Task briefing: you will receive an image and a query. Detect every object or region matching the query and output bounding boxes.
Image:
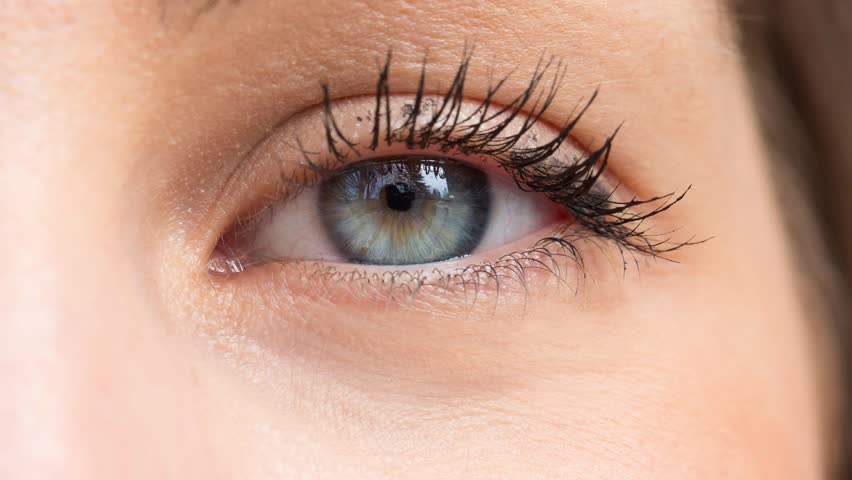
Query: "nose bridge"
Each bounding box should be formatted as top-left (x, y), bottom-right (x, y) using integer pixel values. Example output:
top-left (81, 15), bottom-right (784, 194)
top-left (0, 7), bottom-right (194, 478)
top-left (0, 166), bottom-right (183, 480)
top-left (0, 172), bottom-right (81, 478)
top-left (0, 66), bottom-right (81, 464)
top-left (0, 231), bottom-right (71, 479)
top-left (0, 124), bottom-right (175, 478)
top-left (0, 161), bottom-right (82, 475)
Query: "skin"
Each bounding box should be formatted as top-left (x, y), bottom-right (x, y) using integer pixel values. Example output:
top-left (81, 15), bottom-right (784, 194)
top-left (0, 1), bottom-right (830, 478)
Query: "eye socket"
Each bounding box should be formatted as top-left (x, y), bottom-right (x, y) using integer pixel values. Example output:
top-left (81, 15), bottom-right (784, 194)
top-left (217, 154), bottom-right (566, 269)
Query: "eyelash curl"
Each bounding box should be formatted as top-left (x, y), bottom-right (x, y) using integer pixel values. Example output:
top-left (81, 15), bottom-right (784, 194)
top-left (220, 46), bottom-right (701, 297)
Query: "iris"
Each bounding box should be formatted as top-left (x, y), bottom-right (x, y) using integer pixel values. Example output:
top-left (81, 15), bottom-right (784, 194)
top-left (318, 156), bottom-right (491, 265)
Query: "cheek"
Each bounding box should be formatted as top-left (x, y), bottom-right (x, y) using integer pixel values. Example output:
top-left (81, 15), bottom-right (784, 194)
top-left (602, 274), bottom-right (825, 478)
top-left (177, 306), bottom-right (704, 477)
top-left (186, 258), bottom-right (811, 479)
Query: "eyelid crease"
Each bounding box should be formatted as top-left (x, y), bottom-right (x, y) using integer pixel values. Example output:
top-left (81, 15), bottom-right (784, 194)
top-left (252, 94), bottom-right (598, 192)
top-left (212, 51), bottom-right (588, 225)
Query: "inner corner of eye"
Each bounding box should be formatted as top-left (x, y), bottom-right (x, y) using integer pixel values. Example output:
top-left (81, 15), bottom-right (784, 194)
top-left (207, 237), bottom-right (246, 275)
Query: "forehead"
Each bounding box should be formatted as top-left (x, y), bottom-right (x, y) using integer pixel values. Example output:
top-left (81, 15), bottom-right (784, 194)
top-left (0, 0), bottom-right (738, 188)
top-left (3, 0), bottom-right (732, 42)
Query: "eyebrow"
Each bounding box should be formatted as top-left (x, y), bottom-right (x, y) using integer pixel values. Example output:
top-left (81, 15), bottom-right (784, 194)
top-left (164, 0), bottom-right (736, 52)
top-left (160, 0), bottom-right (239, 26)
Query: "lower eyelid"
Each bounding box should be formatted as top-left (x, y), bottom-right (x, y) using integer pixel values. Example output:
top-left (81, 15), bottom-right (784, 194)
top-left (215, 224), bottom-right (601, 310)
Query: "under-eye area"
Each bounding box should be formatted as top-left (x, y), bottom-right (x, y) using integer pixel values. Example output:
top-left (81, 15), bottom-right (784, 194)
top-left (207, 52), bottom-right (696, 301)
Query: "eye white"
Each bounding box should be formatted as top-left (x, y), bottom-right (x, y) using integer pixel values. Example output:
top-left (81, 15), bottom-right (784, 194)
top-left (247, 164), bottom-right (563, 265)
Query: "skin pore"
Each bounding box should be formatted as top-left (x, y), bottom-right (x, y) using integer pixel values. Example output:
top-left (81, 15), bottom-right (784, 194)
top-left (0, 1), bottom-right (831, 479)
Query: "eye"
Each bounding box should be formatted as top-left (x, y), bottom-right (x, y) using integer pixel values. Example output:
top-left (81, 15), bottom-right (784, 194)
top-left (207, 52), bottom-right (691, 293)
top-left (223, 155), bottom-right (565, 268)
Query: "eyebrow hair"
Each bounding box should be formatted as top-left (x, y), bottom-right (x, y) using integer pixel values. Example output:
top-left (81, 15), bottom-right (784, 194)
top-left (160, 0), bottom-right (240, 26)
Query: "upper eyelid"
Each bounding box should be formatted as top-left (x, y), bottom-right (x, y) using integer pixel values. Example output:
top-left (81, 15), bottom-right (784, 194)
top-left (248, 52), bottom-right (626, 208)
top-left (207, 76), bottom-right (592, 254)
top-left (215, 52), bottom-right (591, 209)
top-left (249, 94), bottom-right (596, 181)
top-left (216, 93), bottom-right (597, 240)
top-left (238, 53), bottom-right (584, 170)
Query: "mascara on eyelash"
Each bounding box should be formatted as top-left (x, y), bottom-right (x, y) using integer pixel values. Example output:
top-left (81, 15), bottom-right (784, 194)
top-left (308, 48), bottom-right (698, 262)
top-left (211, 48), bottom-right (701, 285)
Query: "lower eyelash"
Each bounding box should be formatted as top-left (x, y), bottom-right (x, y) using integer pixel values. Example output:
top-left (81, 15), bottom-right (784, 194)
top-left (247, 229), bottom-right (593, 305)
top-left (214, 219), bottom-right (683, 308)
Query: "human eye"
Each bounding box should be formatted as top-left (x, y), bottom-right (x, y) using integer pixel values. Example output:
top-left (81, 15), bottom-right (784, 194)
top-left (208, 52), bottom-right (692, 301)
top-left (238, 154), bottom-right (565, 267)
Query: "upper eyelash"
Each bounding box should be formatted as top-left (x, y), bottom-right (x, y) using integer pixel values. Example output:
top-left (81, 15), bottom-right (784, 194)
top-left (310, 47), bottom-right (699, 265)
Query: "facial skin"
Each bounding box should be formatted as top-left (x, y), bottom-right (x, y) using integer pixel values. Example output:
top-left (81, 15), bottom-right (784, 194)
top-left (0, 1), bottom-right (830, 478)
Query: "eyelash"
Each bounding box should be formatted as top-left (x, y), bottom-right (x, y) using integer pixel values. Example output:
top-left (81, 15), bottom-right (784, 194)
top-left (214, 48), bottom-right (697, 296)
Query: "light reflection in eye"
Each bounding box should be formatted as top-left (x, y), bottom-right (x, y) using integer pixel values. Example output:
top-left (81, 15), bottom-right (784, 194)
top-left (419, 167), bottom-right (449, 197)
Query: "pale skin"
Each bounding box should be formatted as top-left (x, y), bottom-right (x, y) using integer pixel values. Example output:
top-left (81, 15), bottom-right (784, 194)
top-left (0, 1), bottom-right (831, 479)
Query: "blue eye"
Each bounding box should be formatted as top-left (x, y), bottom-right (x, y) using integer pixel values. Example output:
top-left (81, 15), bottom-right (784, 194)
top-left (216, 149), bottom-right (567, 272)
top-left (318, 156), bottom-right (491, 265)
top-left (209, 55), bottom-right (692, 281)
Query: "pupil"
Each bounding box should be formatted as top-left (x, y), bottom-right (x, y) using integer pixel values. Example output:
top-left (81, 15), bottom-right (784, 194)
top-left (384, 182), bottom-right (416, 212)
